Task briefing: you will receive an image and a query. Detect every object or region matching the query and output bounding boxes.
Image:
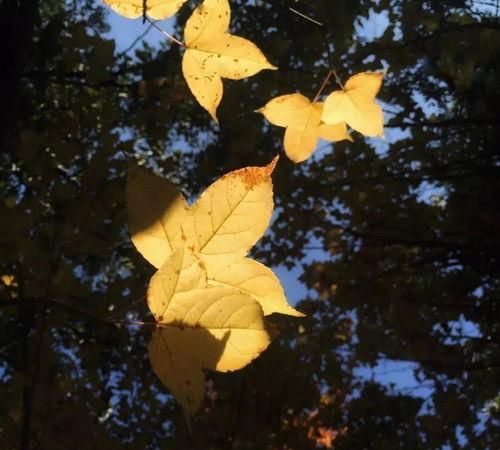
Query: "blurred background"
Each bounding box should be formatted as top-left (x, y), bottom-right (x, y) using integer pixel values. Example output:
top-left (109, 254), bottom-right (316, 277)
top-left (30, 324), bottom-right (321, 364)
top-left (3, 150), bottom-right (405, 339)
top-left (1, 0), bottom-right (499, 448)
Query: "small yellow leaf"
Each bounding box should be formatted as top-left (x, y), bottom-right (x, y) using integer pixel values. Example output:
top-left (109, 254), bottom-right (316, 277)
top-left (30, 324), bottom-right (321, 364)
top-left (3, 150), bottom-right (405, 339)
top-left (148, 249), bottom-right (270, 414)
top-left (127, 165), bottom-right (189, 269)
top-left (182, 0), bottom-right (277, 121)
top-left (188, 157), bottom-right (277, 271)
top-left (208, 257), bottom-right (304, 317)
top-left (101, 0), bottom-right (187, 19)
top-left (1, 274), bottom-right (17, 287)
top-left (258, 94), bottom-right (351, 163)
top-left (322, 71), bottom-right (385, 137)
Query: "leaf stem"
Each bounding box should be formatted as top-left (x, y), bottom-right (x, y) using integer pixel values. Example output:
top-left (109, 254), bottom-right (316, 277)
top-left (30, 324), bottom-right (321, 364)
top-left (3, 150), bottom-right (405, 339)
top-left (332, 67), bottom-right (344, 90)
top-left (288, 7), bottom-right (323, 26)
top-left (145, 16), bottom-right (185, 48)
top-left (313, 70), bottom-right (333, 102)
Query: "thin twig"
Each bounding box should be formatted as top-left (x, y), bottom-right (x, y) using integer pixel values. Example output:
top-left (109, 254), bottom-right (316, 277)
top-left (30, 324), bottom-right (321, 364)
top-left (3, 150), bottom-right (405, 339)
top-left (142, 0), bottom-right (147, 24)
top-left (118, 23), bottom-right (154, 57)
top-left (145, 16), bottom-right (185, 47)
top-left (288, 7), bottom-right (323, 26)
top-left (312, 70), bottom-right (333, 102)
top-left (332, 67), bottom-right (344, 90)
top-left (321, 21), bottom-right (344, 90)
top-left (106, 295), bottom-right (146, 320)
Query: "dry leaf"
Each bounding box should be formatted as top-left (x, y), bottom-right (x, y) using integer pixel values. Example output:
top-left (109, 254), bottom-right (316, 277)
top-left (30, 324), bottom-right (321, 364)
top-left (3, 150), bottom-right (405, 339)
top-left (258, 94), bottom-right (351, 163)
top-left (101, 0), bottom-right (187, 20)
top-left (182, 0), bottom-right (277, 121)
top-left (209, 257), bottom-right (303, 317)
top-left (127, 158), bottom-right (300, 317)
top-left (322, 71), bottom-right (385, 137)
top-left (187, 157), bottom-right (277, 271)
top-left (147, 247), bottom-right (270, 414)
top-left (127, 165), bottom-right (189, 269)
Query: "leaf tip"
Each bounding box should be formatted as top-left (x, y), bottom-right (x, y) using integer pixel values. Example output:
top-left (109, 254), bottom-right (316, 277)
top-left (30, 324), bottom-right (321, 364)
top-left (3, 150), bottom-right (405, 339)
top-left (267, 155), bottom-right (279, 173)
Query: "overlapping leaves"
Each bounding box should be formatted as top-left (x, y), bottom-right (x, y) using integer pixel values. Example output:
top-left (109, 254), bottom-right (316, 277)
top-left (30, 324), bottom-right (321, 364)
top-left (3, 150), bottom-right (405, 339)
top-left (259, 72), bottom-right (385, 163)
top-left (127, 159), bottom-right (302, 414)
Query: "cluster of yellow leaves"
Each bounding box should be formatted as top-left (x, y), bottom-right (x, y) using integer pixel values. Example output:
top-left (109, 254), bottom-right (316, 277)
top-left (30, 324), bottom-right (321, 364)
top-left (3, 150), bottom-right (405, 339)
top-left (259, 72), bottom-right (385, 163)
top-left (107, 0), bottom-right (387, 419)
top-left (127, 158), bottom-right (302, 415)
top-left (102, 0), bottom-right (276, 121)
top-left (102, 1), bottom-right (385, 162)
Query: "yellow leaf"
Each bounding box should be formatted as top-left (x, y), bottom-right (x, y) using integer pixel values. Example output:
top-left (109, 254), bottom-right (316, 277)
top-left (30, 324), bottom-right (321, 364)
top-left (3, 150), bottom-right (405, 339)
top-left (188, 157), bottom-right (277, 271)
top-left (182, 0), bottom-right (277, 121)
top-left (148, 248), bottom-right (270, 414)
top-left (127, 159), bottom-right (301, 318)
top-left (1, 274), bottom-right (17, 287)
top-left (208, 257), bottom-right (304, 317)
top-left (148, 327), bottom-right (221, 415)
top-left (101, 0), bottom-right (187, 20)
top-left (127, 165), bottom-right (189, 269)
top-left (322, 71), bottom-right (385, 137)
top-left (258, 94), bottom-right (351, 163)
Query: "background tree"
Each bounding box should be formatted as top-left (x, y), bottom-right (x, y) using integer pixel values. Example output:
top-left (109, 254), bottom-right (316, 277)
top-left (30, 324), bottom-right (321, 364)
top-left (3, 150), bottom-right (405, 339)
top-left (1, 0), bottom-right (499, 449)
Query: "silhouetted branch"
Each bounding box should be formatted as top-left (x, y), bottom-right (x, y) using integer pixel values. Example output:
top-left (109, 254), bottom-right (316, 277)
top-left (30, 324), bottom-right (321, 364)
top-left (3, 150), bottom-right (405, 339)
top-left (386, 117), bottom-right (495, 128)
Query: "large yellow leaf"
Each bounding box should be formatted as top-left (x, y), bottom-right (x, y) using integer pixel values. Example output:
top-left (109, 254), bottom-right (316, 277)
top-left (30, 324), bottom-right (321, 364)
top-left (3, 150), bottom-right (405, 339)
top-left (127, 165), bottom-right (189, 269)
top-left (208, 257), bottom-right (304, 317)
top-left (188, 157), bottom-right (277, 271)
top-left (182, 0), bottom-right (277, 121)
top-left (258, 94), bottom-right (351, 163)
top-left (322, 72), bottom-right (385, 137)
top-left (101, 0), bottom-right (187, 19)
top-left (127, 159), bottom-right (301, 317)
top-left (147, 248), bottom-right (270, 414)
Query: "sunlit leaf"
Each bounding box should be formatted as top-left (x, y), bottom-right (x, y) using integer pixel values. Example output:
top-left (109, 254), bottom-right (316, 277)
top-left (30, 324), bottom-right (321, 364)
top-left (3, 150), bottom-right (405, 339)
top-left (147, 247), bottom-right (270, 414)
top-left (101, 0), bottom-right (187, 20)
top-left (322, 71), bottom-right (385, 137)
top-left (128, 159), bottom-right (300, 318)
top-left (127, 165), bottom-right (189, 269)
top-left (182, 0), bottom-right (277, 121)
top-left (258, 94), bottom-right (351, 163)
top-left (187, 157), bottom-right (277, 272)
top-left (1, 274), bottom-right (16, 287)
top-left (208, 257), bottom-right (304, 316)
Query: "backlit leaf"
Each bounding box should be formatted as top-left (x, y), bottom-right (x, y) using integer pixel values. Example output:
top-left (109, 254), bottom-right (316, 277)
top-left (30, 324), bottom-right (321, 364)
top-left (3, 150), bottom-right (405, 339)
top-left (147, 248), bottom-right (270, 414)
top-left (322, 72), bottom-right (385, 137)
top-left (127, 165), bottom-right (189, 269)
top-left (101, 0), bottom-right (187, 20)
top-left (187, 157), bottom-right (277, 272)
top-left (208, 257), bottom-right (304, 317)
top-left (128, 159), bottom-right (300, 317)
top-left (182, 0), bottom-right (277, 121)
